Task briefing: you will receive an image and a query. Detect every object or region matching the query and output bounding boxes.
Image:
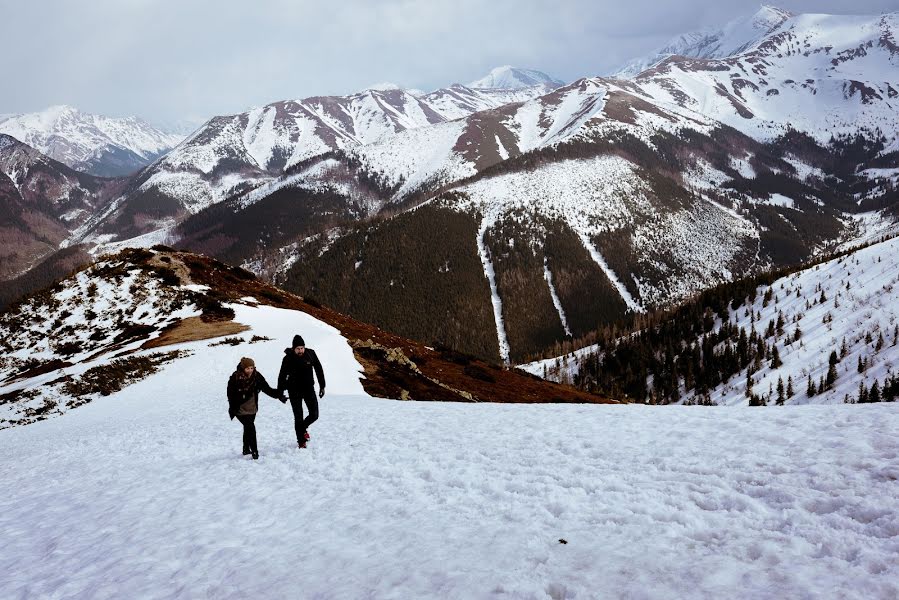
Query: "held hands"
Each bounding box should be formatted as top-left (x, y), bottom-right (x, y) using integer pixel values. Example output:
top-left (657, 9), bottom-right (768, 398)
top-left (279, 390), bottom-right (288, 404)
top-left (319, 387), bottom-right (325, 398)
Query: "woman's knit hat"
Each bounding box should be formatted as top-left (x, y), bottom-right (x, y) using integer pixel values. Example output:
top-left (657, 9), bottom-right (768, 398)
top-left (238, 357), bottom-right (255, 370)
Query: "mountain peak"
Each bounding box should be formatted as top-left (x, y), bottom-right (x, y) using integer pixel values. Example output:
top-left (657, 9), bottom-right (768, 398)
top-left (359, 82), bottom-right (403, 93)
top-left (611, 4), bottom-right (795, 78)
top-left (467, 66), bottom-right (563, 90)
top-left (751, 5), bottom-right (795, 29)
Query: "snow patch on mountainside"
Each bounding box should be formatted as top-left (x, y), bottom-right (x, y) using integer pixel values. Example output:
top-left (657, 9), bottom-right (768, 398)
top-left (543, 259), bottom-right (572, 337)
top-left (478, 211), bottom-right (511, 364)
top-left (578, 233), bottom-right (644, 313)
top-left (350, 119), bottom-right (475, 198)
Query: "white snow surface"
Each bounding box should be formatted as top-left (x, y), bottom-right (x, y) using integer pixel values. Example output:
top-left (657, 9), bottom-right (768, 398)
top-left (468, 65), bottom-right (564, 89)
top-left (543, 259), bottom-right (572, 337)
top-left (700, 234), bottom-right (899, 406)
top-left (478, 212), bottom-right (511, 364)
top-left (1, 298), bottom-right (897, 598)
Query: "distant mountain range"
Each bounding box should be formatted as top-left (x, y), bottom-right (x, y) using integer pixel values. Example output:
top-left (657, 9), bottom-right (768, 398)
top-left (0, 105), bottom-right (184, 177)
top-left (2, 9), bottom-right (897, 365)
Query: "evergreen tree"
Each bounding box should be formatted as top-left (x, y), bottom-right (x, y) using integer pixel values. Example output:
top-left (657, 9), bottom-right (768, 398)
top-left (786, 375), bottom-right (794, 398)
top-left (869, 380), bottom-right (881, 403)
top-left (858, 355), bottom-right (865, 373)
top-left (807, 374), bottom-right (817, 397)
top-left (770, 345), bottom-right (782, 369)
top-left (876, 332), bottom-right (884, 351)
top-left (859, 380), bottom-right (869, 403)
top-left (776, 376), bottom-right (785, 405)
top-left (826, 362), bottom-right (838, 389)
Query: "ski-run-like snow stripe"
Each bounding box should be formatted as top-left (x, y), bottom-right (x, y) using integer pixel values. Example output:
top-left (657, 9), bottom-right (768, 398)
top-left (577, 232), bottom-right (644, 313)
top-left (477, 217), bottom-right (511, 363)
top-left (543, 258), bottom-right (572, 337)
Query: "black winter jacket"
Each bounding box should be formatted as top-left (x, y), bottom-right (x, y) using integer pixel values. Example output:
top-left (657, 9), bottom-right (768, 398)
top-left (278, 347), bottom-right (325, 393)
top-left (227, 369), bottom-right (280, 418)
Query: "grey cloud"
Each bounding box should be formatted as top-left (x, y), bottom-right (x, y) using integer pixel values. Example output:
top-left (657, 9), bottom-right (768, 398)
top-left (2, 0), bottom-right (897, 125)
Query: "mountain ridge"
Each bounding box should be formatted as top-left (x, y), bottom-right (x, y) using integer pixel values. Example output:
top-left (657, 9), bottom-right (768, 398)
top-left (0, 105), bottom-right (184, 177)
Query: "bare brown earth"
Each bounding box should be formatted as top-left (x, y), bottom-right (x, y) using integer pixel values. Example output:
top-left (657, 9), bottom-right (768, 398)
top-left (140, 246), bottom-right (616, 404)
top-left (142, 317), bottom-right (250, 349)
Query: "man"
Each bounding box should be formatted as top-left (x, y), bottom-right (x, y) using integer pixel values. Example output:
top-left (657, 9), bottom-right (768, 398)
top-left (278, 334), bottom-right (325, 448)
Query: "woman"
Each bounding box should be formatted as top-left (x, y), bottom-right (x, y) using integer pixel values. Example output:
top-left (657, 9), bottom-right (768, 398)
top-left (227, 357), bottom-right (282, 459)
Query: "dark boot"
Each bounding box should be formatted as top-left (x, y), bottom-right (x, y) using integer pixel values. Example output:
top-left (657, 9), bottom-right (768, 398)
top-left (243, 447), bottom-right (251, 455)
top-left (252, 451), bottom-right (259, 459)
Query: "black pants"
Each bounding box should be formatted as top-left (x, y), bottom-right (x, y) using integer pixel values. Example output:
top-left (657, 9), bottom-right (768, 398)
top-left (289, 388), bottom-right (319, 442)
top-left (236, 414), bottom-right (257, 453)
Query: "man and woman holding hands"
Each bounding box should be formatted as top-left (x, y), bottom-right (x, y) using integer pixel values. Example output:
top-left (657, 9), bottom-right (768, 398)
top-left (226, 335), bottom-right (325, 459)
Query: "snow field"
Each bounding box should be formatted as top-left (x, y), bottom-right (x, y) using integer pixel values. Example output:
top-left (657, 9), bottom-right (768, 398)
top-left (2, 303), bottom-right (898, 599)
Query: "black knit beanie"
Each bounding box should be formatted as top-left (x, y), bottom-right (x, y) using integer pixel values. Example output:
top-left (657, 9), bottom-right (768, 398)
top-left (292, 335), bottom-right (305, 348)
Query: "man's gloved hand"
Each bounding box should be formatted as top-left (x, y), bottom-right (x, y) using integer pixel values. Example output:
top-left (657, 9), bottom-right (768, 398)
top-left (318, 386), bottom-right (325, 398)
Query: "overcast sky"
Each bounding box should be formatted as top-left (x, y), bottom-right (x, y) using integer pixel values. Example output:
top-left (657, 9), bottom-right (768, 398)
top-left (2, 0), bottom-right (896, 127)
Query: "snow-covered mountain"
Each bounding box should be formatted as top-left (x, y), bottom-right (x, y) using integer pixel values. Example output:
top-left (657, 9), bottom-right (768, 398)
top-left (0, 135), bottom-right (121, 280)
top-left (468, 65), bottom-right (564, 89)
top-left (634, 11), bottom-right (899, 147)
top-left (0, 105), bottom-right (184, 177)
top-left (612, 6), bottom-right (794, 78)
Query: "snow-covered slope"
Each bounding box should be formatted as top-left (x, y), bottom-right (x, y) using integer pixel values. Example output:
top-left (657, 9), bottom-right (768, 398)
top-left (468, 65), bottom-right (565, 89)
top-left (528, 234), bottom-right (899, 406)
top-left (0, 105), bottom-right (184, 177)
top-left (612, 6), bottom-right (794, 78)
top-left (419, 83), bottom-right (561, 121)
top-left (703, 235), bottom-right (899, 406)
top-left (279, 62), bottom-right (898, 361)
top-left (1, 318), bottom-right (897, 598)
